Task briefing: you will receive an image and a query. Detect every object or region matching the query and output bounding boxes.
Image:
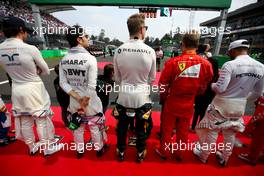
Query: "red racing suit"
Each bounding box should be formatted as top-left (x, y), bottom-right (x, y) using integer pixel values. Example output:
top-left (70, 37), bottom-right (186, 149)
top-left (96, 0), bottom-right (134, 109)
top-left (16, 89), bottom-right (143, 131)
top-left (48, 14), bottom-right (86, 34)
top-left (245, 96), bottom-right (264, 162)
top-left (158, 50), bottom-right (213, 158)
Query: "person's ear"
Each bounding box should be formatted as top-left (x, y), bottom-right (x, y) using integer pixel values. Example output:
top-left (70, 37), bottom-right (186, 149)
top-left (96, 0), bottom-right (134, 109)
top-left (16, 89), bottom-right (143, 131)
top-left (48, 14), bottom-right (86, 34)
top-left (140, 26), bottom-right (144, 35)
top-left (76, 37), bottom-right (82, 44)
top-left (19, 27), bottom-right (24, 32)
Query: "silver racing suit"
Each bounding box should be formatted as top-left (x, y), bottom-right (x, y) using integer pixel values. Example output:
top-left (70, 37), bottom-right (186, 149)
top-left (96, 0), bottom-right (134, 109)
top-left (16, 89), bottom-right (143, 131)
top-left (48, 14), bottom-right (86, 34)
top-left (195, 54), bottom-right (264, 164)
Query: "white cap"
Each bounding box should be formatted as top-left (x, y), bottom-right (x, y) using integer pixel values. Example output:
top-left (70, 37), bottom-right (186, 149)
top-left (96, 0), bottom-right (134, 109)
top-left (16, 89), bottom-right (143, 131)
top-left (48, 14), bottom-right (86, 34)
top-left (228, 39), bottom-right (250, 51)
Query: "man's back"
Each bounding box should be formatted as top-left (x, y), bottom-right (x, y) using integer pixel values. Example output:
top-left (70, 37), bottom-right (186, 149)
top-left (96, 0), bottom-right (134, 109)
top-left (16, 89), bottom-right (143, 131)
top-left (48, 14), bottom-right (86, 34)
top-left (60, 47), bottom-right (97, 94)
top-left (213, 55), bottom-right (264, 99)
top-left (0, 38), bottom-right (49, 83)
top-left (159, 52), bottom-right (213, 116)
top-left (59, 46), bottom-right (102, 116)
top-left (161, 53), bottom-right (213, 98)
top-left (114, 39), bottom-right (156, 108)
top-left (114, 40), bottom-right (156, 85)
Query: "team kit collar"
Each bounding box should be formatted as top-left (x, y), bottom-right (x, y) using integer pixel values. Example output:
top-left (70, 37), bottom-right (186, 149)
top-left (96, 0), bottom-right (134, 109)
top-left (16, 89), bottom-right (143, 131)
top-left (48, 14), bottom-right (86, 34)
top-left (128, 39), bottom-right (144, 43)
top-left (5, 37), bottom-right (24, 43)
top-left (69, 45), bottom-right (89, 53)
top-left (182, 50), bottom-right (197, 55)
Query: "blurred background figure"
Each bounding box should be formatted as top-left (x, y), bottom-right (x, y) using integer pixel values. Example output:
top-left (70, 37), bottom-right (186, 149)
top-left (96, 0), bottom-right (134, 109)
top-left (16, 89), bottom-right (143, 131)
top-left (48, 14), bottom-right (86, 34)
top-left (96, 64), bottom-right (115, 114)
top-left (191, 44), bottom-right (219, 131)
top-left (0, 96), bottom-right (16, 146)
top-left (205, 44), bottom-right (212, 58)
top-left (155, 46), bottom-right (164, 72)
top-left (54, 64), bottom-right (70, 127)
top-left (239, 94), bottom-right (264, 166)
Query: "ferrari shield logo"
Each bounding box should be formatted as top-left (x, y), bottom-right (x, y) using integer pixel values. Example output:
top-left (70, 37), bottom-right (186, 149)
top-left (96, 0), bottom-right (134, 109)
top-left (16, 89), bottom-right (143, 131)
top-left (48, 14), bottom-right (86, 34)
top-left (178, 62), bottom-right (186, 71)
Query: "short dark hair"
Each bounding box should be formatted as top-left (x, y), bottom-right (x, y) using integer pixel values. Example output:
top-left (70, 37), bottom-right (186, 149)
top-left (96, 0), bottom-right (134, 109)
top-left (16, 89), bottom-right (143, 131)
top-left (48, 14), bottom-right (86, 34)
top-left (233, 47), bottom-right (249, 52)
top-left (66, 25), bottom-right (85, 48)
top-left (182, 31), bottom-right (200, 48)
top-left (197, 44), bottom-right (207, 54)
top-left (103, 64), bottom-right (114, 77)
top-left (127, 13), bottom-right (145, 36)
top-left (3, 26), bottom-right (23, 38)
top-left (2, 16), bottom-right (30, 38)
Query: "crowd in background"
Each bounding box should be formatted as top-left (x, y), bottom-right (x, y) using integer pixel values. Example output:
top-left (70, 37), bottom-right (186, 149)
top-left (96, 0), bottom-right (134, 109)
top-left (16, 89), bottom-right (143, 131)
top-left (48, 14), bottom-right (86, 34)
top-left (0, 0), bottom-right (67, 28)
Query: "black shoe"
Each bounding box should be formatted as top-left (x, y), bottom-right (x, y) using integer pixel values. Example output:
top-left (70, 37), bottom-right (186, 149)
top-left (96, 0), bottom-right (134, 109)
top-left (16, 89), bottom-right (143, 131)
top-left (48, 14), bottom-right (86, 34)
top-left (154, 148), bottom-right (167, 160)
top-left (238, 153), bottom-right (257, 166)
top-left (136, 149), bottom-right (147, 163)
top-left (189, 127), bottom-right (196, 134)
top-left (0, 136), bottom-right (16, 146)
top-left (29, 142), bottom-right (41, 156)
top-left (96, 144), bottom-right (109, 157)
top-left (7, 136), bottom-right (16, 143)
top-left (174, 155), bottom-right (183, 162)
top-left (77, 150), bottom-right (84, 159)
top-left (96, 149), bottom-right (104, 157)
top-left (116, 149), bottom-right (125, 162)
top-left (53, 135), bottom-right (64, 143)
top-left (193, 145), bottom-right (207, 164)
top-left (216, 151), bottom-right (226, 167)
top-left (0, 139), bottom-right (9, 147)
top-left (103, 144), bottom-right (110, 151)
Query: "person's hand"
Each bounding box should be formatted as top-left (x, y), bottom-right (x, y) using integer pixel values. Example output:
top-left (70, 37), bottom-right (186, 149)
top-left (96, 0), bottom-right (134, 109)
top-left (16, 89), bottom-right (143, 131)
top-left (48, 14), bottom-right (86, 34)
top-left (36, 66), bottom-right (42, 75)
top-left (0, 105), bottom-right (7, 112)
top-left (77, 96), bottom-right (90, 115)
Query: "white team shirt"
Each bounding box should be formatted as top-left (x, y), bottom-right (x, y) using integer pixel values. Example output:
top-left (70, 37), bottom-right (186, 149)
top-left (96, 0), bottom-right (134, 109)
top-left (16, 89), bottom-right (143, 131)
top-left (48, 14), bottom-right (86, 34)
top-left (59, 45), bottom-right (102, 115)
top-left (0, 38), bottom-right (51, 116)
top-left (0, 38), bottom-right (50, 83)
top-left (212, 55), bottom-right (264, 99)
top-left (114, 39), bottom-right (156, 108)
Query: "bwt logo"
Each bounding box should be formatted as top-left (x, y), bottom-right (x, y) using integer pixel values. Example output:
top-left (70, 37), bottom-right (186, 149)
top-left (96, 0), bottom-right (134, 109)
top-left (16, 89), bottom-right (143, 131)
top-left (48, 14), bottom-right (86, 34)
top-left (67, 69), bottom-right (86, 77)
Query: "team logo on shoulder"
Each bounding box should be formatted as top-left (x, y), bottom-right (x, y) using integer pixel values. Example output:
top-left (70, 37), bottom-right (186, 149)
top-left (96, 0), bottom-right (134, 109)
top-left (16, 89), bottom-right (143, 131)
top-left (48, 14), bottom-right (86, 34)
top-left (178, 62), bottom-right (186, 71)
top-left (178, 63), bottom-right (201, 78)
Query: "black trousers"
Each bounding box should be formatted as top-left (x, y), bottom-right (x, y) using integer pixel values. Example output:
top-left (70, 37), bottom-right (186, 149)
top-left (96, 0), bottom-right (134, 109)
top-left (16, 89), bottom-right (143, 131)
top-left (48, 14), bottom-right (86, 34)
top-left (191, 89), bottom-right (215, 130)
top-left (115, 104), bottom-right (152, 153)
top-left (61, 106), bottom-right (69, 127)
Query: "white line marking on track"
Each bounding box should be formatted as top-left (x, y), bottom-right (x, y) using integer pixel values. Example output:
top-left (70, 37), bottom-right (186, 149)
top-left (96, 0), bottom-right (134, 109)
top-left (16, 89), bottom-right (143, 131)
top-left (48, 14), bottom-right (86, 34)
top-left (0, 80), bottom-right (9, 85)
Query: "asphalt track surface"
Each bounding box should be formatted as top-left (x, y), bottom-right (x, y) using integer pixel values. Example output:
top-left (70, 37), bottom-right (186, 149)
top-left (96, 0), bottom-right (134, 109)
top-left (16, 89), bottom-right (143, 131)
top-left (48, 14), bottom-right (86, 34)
top-left (0, 55), bottom-right (255, 114)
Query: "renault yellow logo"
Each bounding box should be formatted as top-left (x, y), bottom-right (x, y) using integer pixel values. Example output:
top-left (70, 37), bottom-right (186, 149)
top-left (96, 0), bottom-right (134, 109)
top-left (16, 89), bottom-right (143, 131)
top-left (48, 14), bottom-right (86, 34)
top-left (178, 62), bottom-right (186, 71)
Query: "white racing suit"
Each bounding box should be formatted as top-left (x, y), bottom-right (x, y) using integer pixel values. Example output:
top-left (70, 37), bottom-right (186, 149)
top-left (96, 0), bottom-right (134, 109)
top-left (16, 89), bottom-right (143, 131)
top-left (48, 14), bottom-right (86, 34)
top-left (0, 38), bottom-right (58, 152)
top-left (12, 81), bottom-right (57, 151)
top-left (74, 114), bottom-right (107, 152)
top-left (59, 46), bottom-right (107, 152)
top-left (195, 54), bottom-right (264, 164)
top-left (196, 96), bottom-right (246, 162)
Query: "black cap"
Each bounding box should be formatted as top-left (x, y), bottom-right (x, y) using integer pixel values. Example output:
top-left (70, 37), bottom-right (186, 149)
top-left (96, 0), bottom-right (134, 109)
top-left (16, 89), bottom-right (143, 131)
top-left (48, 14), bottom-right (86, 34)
top-left (3, 16), bottom-right (33, 33)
